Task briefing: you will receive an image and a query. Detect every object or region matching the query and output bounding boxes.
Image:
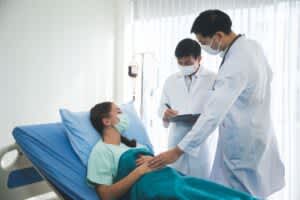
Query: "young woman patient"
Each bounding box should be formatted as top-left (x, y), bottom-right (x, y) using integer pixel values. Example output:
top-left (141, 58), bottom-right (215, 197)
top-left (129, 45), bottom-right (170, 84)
top-left (87, 102), bottom-right (156, 200)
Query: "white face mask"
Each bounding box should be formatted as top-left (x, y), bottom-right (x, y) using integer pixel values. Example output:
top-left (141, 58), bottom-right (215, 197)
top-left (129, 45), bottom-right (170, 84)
top-left (178, 64), bottom-right (197, 76)
top-left (202, 36), bottom-right (222, 55)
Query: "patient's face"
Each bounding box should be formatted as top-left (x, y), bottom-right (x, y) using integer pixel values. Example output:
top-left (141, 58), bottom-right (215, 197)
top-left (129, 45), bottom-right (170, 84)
top-left (109, 103), bottom-right (122, 126)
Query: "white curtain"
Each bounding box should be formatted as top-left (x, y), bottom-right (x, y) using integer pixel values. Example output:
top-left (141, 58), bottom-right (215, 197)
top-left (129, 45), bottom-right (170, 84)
top-left (131, 0), bottom-right (300, 199)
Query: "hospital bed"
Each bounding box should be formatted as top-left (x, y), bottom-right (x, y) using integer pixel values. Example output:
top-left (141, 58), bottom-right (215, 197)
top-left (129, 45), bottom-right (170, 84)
top-left (0, 122), bottom-right (260, 200)
top-left (0, 123), bottom-right (99, 200)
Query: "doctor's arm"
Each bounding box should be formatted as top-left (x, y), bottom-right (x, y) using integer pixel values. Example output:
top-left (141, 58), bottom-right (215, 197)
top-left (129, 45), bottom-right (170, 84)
top-left (149, 67), bottom-right (248, 168)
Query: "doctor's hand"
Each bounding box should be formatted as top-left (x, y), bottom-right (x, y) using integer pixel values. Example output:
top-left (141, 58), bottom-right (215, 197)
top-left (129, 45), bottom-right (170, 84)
top-left (136, 155), bottom-right (154, 166)
top-left (163, 109), bottom-right (178, 121)
top-left (148, 147), bottom-right (183, 169)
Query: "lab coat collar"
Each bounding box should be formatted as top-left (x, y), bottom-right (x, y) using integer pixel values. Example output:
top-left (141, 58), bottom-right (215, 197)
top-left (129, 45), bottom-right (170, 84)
top-left (176, 65), bottom-right (209, 79)
top-left (222, 34), bottom-right (245, 63)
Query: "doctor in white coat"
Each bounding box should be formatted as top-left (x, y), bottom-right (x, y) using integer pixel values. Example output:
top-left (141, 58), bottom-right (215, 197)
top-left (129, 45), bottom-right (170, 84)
top-left (158, 38), bottom-right (216, 179)
top-left (149, 10), bottom-right (285, 199)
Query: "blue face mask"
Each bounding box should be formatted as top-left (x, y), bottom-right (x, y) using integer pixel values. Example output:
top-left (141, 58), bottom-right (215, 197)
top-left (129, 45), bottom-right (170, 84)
top-left (114, 114), bottom-right (129, 133)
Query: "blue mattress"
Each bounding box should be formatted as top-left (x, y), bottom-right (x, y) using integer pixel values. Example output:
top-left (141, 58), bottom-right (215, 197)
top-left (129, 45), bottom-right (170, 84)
top-left (13, 123), bottom-right (99, 200)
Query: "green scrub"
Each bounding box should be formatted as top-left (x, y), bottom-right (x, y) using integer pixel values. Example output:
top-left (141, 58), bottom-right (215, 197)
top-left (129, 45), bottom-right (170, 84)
top-left (87, 141), bottom-right (147, 186)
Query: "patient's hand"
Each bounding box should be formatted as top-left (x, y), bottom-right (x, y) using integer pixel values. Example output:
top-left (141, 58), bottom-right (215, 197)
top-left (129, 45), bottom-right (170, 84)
top-left (136, 155), bottom-right (153, 166)
top-left (135, 161), bottom-right (155, 176)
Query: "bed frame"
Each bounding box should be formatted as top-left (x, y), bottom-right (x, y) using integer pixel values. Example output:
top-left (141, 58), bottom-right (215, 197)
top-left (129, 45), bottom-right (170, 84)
top-left (0, 143), bottom-right (64, 200)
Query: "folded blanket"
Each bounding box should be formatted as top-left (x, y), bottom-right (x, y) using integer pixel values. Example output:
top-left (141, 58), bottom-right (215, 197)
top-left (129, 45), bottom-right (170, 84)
top-left (115, 148), bottom-right (260, 200)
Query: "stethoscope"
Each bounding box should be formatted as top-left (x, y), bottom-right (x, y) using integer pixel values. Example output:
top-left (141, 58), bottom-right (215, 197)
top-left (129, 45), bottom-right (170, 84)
top-left (212, 34), bottom-right (243, 90)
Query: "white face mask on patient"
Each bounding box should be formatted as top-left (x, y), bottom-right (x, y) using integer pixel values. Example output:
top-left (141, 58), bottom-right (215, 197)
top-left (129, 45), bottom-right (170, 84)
top-left (114, 114), bottom-right (129, 133)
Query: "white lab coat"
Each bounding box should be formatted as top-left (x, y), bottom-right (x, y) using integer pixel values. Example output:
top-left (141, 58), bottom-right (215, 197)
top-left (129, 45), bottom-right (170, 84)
top-left (158, 66), bottom-right (217, 179)
top-left (178, 36), bottom-right (285, 198)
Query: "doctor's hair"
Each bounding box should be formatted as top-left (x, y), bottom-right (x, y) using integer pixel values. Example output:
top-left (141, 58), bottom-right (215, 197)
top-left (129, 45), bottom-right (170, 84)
top-left (191, 9), bottom-right (232, 37)
top-left (90, 102), bottom-right (137, 148)
top-left (175, 38), bottom-right (201, 59)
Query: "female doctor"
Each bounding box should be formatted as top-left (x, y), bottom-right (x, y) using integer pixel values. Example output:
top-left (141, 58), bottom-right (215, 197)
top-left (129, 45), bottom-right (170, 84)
top-left (158, 38), bottom-right (216, 179)
top-left (150, 10), bottom-right (285, 199)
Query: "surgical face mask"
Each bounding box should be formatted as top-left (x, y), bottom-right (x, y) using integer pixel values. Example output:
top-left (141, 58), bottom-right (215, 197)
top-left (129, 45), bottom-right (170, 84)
top-left (114, 114), bottom-right (129, 133)
top-left (202, 36), bottom-right (222, 55)
top-left (178, 64), bottom-right (197, 76)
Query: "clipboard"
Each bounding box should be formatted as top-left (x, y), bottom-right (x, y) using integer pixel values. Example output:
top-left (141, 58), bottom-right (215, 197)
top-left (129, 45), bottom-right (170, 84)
top-left (169, 113), bottom-right (201, 124)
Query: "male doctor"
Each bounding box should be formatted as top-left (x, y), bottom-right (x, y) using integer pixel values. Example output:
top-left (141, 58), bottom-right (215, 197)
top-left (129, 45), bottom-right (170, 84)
top-left (158, 38), bottom-right (216, 179)
top-left (149, 10), bottom-right (285, 199)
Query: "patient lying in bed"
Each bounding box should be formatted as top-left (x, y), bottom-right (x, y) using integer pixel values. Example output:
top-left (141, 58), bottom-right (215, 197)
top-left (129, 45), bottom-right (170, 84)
top-left (87, 102), bottom-right (155, 200)
top-left (87, 102), bottom-right (259, 200)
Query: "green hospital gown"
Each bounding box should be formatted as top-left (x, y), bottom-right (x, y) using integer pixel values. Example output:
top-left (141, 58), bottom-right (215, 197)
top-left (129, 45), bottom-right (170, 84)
top-left (87, 141), bottom-right (146, 186)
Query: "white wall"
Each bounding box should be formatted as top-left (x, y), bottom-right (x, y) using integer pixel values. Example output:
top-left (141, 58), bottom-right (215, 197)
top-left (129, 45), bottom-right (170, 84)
top-left (0, 0), bottom-right (116, 148)
top-left (113, 0), bottom-right (134, 103)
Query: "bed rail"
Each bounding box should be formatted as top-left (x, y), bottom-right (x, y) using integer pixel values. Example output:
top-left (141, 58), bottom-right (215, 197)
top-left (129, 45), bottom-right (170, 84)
top-left (0, 143), bottom-right (55, 200)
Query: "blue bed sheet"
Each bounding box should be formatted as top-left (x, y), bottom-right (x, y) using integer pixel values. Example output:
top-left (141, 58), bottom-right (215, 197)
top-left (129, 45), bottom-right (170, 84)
top-left (12, 123), bottom-right (99, 200)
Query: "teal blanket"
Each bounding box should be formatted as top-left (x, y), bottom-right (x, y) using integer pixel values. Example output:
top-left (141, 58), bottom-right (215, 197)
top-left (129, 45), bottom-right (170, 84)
top-left (115, 148), bottom-right (260, 200)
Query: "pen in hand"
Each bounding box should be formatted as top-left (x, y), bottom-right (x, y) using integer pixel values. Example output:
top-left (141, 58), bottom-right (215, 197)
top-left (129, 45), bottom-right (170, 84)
top-left (165, 103), bottom-right (172, 109)
top-left (164, 103), bottom-right (178, 121)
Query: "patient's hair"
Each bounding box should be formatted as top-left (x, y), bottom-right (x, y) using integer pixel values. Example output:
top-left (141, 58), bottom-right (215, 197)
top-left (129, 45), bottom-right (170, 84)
top-left (175, 38), bottom-right (201, 59)
top-left (90, 102), bottom-right (137, 148)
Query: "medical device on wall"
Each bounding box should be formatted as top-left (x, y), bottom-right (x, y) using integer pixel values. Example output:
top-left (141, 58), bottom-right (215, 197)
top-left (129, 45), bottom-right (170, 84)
top-left (128, 64), bottom-right (138, 78)
top-left (128, 60), bottom-right (139, 102)
top-left (128, 52), bottom-right (157, 120)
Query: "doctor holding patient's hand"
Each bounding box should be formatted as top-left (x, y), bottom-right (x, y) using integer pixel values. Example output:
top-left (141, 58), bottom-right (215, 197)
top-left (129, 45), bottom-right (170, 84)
top-left (148, 147), bottom-right (183, 169)
top-left (135, 148), bottom-right (183, 169)
top-left (136, 155), bottom-right (153, 166)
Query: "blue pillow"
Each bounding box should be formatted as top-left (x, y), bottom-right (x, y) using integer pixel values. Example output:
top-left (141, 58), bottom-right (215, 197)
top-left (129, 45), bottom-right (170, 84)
top-left (119, 103), bottom-right (153, 152)
top-left (59, 102), bottom-right (153, 166)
